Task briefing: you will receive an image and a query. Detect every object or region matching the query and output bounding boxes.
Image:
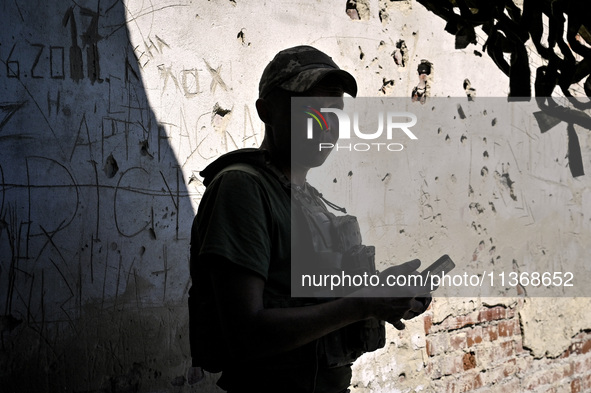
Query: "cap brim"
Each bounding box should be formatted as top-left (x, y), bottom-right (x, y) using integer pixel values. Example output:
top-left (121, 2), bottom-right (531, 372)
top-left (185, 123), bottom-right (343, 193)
top-left (280, 68), bottom-right (358, 97)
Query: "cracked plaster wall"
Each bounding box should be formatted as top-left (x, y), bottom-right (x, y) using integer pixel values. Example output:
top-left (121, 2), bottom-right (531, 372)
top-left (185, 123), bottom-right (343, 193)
top-left (1, 0), bottom-right (589, 392)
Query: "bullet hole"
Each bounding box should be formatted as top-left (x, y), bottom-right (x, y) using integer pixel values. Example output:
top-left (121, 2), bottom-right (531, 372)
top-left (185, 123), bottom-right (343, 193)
top-left (412, 60), bottom-right (432, 104)
top-left (483, 109), bottom-right (487, 116)
top-left (398, 372), bottom-right (406, 382)
top-left (212, 103), bottom-right (232, 132)
top-left (435, 176), bottom-right (439, 181)
top-left (491, 118), bottom-right (497, 126)
top-left (380, 78), bottom-right (395, 94)
top-left (104, 154), bottom-right (119, 178)
top-left (333, 178), bottom-right (338, 183)
top-left (110, 242), bottom-right (118, 251)
top-left (188, 174), bottom-right (198, 184)
top-left (359, 46), bottom-right (365, 60)
top-left (489, 201), bottom-right (496, 213)
top-left (237, 29), bottom-right (249, 46)
top-left (451, 174), bottom-right (457, 183)
top-left (346, 0), bottom-right (369, 20)
top-left (381, 173), bottom-right (391, 181)
top-left (469, 202), bottom-right (484, 214)
top-left (464, 79), bottom-right (476, 101)
top-left (483, 151), bottom-right (489, 158)
top-left (140, 140), bottom-right (154, 159)
top-left (149, 228), bottom-right (157, 240)
top-left (399, 229), bottom-right (405, 234)
top-left (348, 170), bottom-right (353, 177)
top-left (229, 0), bottom-right (236, 6)
top-left (213, 103), bottom-right (231, 117)
top-left (474, 50), bottom-right (483, 57)
top-left (445, 134), bottom-right (451, 142)
top-left (483, 137), bottom-right (487, 143)
top-left (457, 104), bottom-right (466, 119)
top-left (392, 40), bottom-right (408, 66)
top-left (437, 127), bottom-right (442, 134)
top-left (481, 166), bottom-right (488, 176)
top-left (495, 169), bottom-right (517, 201)
top-left (140, 246), bottom-right (146, 256)
top-left (460, 134), bottom-right (468, 143)
top-left (346, 1), bottom-right (360, 20)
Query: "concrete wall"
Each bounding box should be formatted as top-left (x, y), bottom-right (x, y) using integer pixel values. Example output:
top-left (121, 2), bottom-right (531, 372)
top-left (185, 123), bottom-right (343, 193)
top-left (1, 0), bottom-right (590, 392)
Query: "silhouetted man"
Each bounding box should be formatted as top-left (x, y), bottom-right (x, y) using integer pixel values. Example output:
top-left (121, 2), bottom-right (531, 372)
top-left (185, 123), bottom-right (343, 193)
top-left (189, 46), bottom-right (430, 393)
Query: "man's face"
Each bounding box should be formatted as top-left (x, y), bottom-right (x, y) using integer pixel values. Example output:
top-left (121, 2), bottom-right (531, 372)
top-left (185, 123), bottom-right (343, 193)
top-left (289, 83), bottom-right (344, 169)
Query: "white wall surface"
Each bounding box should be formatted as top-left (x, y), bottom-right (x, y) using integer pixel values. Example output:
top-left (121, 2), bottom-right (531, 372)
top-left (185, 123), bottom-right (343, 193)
top-left (1, 0), bottom-right (589, 392)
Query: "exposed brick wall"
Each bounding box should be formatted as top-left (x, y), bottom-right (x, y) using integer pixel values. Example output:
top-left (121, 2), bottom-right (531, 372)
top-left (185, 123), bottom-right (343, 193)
top-left (422, 302), bottom-right (591, 393)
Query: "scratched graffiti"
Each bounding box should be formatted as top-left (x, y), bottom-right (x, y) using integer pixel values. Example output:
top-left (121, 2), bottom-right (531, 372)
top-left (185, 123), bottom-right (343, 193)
top-left (1, 0), bottom-right (589, 392)
top-left (0, 1), bottom-right (202, 391)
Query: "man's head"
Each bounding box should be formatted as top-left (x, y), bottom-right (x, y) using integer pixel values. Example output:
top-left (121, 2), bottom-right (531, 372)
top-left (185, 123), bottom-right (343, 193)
top-left (256, 46), bottom-right (357, 170)
top-left (258, 45), bottom-right (357, 100)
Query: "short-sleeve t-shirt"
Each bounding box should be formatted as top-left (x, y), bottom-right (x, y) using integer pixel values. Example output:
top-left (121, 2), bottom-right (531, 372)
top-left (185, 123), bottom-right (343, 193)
top-left (189, 150), bottom-right (352, 393)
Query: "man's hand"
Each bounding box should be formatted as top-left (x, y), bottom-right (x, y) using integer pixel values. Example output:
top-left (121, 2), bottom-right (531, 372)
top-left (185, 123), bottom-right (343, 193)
top-left (354, 259), bottom-right (432, 330)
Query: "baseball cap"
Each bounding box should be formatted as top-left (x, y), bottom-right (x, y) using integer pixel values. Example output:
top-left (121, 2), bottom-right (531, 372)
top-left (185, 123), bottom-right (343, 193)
top-left (258, 45), bottom-right (358, 98)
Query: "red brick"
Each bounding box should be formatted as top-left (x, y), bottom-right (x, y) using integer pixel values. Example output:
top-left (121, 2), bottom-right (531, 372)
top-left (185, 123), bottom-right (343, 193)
top-left (563, 337), bottom-right (591, 358)
top-left (437, 314), bottom-right (477, 331)
top-left (498, 341), bottom-right (515, 359)
top-left (581, 373), bottom-right (591, 390)
top-left (424, 314), bottom-right (433, 334)
top-left (571, 378), bottom-right (582, 393)
top-left (426, 334), bottom-right (449, 357)
top-left (450, 332), bottom-right (467, 351)
top-left (478, 306), bottom-right (506, 323)
top-left (467, 326), bottom-right (483, 347)
top-left (457, 372), bottom-right (483, 393)
top-left (442, 355), bottom-right (465, 376)
top-left (498, 320), bottom-right (517, 337)
top-left (425, 359), bottom-right (442, 379)
top-left (515, 339), bottom-right (527, 354)
top-left (463, 352), bottom-right (477, 370)
top-left (505, 307), bottom-right (516, 319)
top-left (426, 339), bottom-right (433, 357)
top-left (573, 356), bottom-right (591, 374)
top-left (503, 358), bottom-right (518, 378)
top-left (523, 364), bottom-right (574, 391)
top-left (491, 377), bottom-right (521, 393)
top-left (484, 325), bottom-right (499, 342)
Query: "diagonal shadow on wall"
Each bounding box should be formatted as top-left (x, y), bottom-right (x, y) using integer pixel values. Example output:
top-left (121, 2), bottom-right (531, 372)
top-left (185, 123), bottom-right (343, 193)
top-left (0, 1), bottom-right (197, 391)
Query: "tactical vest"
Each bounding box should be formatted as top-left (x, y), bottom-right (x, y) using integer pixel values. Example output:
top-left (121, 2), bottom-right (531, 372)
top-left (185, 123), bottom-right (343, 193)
top-left (288, 181), bottom-right (385, 368)
top-left (189, 158), bottom-right (385, 373)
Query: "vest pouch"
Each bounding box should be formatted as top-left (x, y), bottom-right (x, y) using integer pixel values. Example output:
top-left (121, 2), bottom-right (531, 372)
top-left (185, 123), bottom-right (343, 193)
top-left (320, 327), bottom-right (364, 368)
top-left (332, 215), bottom-right (362, 251)
top-left (341, 245), bottom-right (376, 295)
top-left (320, 318), bottom-right (386, 368)
top-left (344, 318), bottom-right (386, 353)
